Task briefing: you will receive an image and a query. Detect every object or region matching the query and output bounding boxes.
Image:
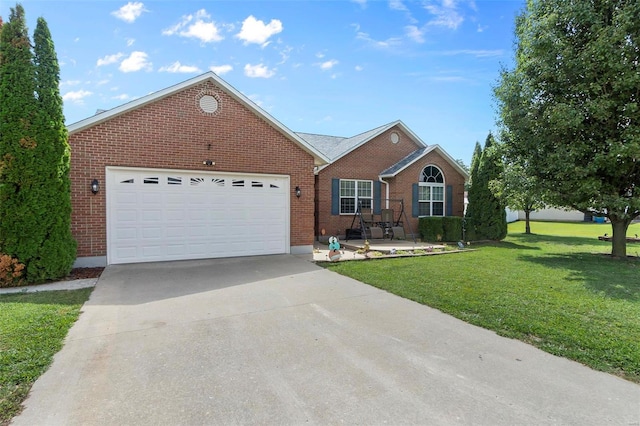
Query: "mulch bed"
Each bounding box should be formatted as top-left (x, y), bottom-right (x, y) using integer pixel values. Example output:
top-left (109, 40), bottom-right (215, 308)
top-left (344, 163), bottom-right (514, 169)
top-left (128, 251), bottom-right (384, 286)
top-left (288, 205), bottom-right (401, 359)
top-left (67, 267), bottom-right (105, 280)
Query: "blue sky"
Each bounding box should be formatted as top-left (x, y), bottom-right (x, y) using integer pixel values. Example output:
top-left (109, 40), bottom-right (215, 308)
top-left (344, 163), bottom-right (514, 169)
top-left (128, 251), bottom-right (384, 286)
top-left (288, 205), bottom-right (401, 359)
top-left (1, 0), bottom-right (525, 165)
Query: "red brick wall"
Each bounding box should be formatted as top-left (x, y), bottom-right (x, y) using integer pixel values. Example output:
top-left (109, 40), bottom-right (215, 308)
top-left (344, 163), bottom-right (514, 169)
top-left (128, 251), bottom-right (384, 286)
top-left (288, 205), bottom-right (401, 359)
top-left (389, 150), bottom-right (466, 234)
top-left (70, 80), bottom-right (316, 259)
top-left (316, 130), bottom-right (466, 240)
top-left (315, 127), bottom-right (421, 238)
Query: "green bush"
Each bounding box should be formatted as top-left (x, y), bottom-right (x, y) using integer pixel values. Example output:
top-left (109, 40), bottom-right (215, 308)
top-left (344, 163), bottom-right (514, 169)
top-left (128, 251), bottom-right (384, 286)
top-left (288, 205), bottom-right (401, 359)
top-left (419, 217), bottom-right (444, 242)
top-left (443, 216), bottom-right (463, 241)
top-left (419, 217), bottom-right (464, 242)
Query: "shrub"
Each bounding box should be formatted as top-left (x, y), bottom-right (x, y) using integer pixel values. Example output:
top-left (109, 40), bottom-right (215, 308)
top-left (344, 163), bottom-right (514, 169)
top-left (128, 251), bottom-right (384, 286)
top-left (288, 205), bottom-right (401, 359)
top-left (442, 216), bottom-right (463, 241)
top-left (0, 254), bottom-right (26, 287)
top-left (419, 217), bottom-right (444, 242)
top-left (419, 217), bottom-right (464, 242)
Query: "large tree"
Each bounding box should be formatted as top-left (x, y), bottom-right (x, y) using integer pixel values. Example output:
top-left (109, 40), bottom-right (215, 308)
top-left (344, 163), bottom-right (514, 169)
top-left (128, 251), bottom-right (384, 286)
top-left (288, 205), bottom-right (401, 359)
top-left (32, 17), bottom-right (76, 279)
top-left (0, 5), bottom-right (76, 282)
top-left (495, 0), bottom-right (640, 258)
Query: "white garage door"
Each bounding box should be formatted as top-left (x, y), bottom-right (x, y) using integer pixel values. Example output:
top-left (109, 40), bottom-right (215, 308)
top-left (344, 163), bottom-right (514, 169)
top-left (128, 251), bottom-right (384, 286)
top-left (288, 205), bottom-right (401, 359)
top-left (107, 167), bottom-right (289, 264)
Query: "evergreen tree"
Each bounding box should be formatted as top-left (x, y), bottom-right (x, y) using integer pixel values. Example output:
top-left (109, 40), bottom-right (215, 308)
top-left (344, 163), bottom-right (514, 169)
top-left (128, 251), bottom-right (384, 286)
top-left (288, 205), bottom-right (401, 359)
top-left (464, 142), bottom-right (483, 241)
top-left (0, 5), bottom-right (38, 270)
top-left (0, 5), bottom-right (76, 282)
top-left (464, 134), bottom-right (507, 241)
top-left (475, 134), bottom-right (507, 240)
top-left (33, 16), bottom-right (76, 279)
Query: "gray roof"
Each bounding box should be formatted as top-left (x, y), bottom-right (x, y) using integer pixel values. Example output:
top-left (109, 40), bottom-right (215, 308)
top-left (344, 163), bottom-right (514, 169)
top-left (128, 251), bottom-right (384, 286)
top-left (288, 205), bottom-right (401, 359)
top-left (296, 121), bottom-right (404, 162)
top-left (379, 147), bottom-right (430, 176)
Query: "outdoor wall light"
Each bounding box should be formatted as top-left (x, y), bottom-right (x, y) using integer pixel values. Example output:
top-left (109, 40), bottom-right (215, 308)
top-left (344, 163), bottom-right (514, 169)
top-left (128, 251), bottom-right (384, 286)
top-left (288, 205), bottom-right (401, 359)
top-left (295, 186), bottom-right (301, 198)
top-left (91, 179), bottom-right (99, 195)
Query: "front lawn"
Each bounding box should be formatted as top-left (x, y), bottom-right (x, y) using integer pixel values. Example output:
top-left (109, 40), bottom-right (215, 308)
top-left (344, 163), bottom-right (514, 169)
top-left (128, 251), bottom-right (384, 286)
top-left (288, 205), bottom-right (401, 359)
top-left (0, 288), bottom-right (92, 425)
top-left (325, 221), bottom-right (640, 383)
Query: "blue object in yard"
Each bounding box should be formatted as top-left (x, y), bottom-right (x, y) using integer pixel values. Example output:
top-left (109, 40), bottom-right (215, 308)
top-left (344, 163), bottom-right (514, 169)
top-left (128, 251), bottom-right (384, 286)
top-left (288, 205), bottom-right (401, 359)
top-left (593, 216), bottom-right (605, 223)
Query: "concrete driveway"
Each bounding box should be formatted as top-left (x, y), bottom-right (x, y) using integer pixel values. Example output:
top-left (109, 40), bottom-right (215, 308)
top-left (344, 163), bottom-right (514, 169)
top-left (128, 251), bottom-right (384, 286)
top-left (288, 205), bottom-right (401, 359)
top-left (13, 255), bottom-right (640, 425)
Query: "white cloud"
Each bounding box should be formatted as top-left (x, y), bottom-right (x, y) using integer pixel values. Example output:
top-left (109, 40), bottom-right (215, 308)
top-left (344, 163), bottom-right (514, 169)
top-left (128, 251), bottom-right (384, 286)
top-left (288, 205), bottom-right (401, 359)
top-left (356, 32), bottom-right (402, 49)
top-left (159, 61), bottom-right (202, 73)
top-left (60, 80), bottom-right (82, 87)
top-left (236, 15), bottom-right (283, 46)
top-left (277, 46), bottom-right (293, 65)
top-left (97, 53), bottom-right (124, 67)
top-left (244, 63), bottom-right (275, 78)
top-left (389, 0), bottom-right (408, 11)
top-left (405, 25), bottom-right (425, 43)
top-left (352, 0), bottom-right (367, 7)
top-left (126, 38), bottom-right (135, 47)
top-left (119, 51), bottom-right (152, 72)
top-left (62, 89), bottom-right (93, 103)
top-left (163, 9), bottom-right (224, 43)
top-left (477, 24), bottom-right (488, 32)
top-left (315, 52), bottom-right (325, 59)
top-left (423, 0), bottom-right (464, 29)
top-left (355, 65), bottom-right (364, 71)
top-left (111, 2), bottom-right (147, 23)
top-left (319, 59), bottom-right (339, 71)
top-left (210, 64), bottom-right (233, 75)
top-left (112, 94), bottom-right (131, 101)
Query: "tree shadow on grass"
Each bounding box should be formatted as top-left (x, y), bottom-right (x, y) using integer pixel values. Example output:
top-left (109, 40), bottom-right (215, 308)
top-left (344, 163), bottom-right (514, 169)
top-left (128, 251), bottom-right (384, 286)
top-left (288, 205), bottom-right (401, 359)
top-left (508, 232), bottom-right (614, 248)
top-left (517, 252), bottom-right (640, 301)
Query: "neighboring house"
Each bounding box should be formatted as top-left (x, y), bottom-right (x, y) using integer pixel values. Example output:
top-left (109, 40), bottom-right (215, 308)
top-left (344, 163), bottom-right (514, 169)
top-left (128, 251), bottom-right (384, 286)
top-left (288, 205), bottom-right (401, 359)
top-left (300, 122), bottom-right (468, 241)
top-left (506, 208), bottom-right (588, 223)
top-left (67, 72), bottom-right (467, 267)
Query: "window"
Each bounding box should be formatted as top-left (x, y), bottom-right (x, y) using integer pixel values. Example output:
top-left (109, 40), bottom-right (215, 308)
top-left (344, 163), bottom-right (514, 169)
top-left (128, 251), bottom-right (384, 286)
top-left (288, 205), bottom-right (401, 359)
top-left (419, 166), bottom-right (444, 216)
top-left (339, 179), bottom-right (372, 214)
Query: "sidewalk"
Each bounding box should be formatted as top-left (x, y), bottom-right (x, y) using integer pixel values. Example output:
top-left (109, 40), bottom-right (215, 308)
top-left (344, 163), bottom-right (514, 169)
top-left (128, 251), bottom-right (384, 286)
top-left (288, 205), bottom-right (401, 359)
top-left (0, 278), bottom-right (98, 295)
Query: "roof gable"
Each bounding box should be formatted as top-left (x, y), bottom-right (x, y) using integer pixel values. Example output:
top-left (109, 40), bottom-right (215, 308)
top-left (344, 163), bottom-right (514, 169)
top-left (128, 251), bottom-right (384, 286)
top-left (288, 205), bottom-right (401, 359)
top-left (380, 145), bottom-right (470, 180)
top-left (297, 120), bottom-right (427, 163)
top-left (67, 72), bottom-right (329, 166)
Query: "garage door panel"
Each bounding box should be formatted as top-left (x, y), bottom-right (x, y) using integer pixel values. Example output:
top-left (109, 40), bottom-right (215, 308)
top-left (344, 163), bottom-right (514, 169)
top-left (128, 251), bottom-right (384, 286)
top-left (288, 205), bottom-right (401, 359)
top-left (108, 168), bottom-right (289, 264)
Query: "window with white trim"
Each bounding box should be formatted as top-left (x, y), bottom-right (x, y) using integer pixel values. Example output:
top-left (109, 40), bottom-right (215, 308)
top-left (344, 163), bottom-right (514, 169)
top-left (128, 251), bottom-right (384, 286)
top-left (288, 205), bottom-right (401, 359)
top-left (419, 166), bottom-right (444, 216)
top-left (340, 179), bottom-right (372, 214)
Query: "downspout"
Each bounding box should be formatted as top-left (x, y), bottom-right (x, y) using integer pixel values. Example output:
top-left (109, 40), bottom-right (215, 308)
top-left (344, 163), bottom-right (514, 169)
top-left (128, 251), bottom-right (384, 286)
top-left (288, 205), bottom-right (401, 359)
top-left (378, 176), bottom-right (389, 209)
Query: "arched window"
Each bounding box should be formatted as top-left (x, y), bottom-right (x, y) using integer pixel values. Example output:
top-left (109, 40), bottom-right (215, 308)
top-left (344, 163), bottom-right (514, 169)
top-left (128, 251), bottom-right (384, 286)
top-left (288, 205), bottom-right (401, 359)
top-left (418, 165), bottom-right (444, 216)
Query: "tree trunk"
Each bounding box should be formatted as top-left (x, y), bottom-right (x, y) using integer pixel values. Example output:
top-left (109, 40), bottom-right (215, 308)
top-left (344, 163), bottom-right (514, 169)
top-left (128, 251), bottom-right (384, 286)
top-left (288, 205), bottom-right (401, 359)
top-left (610, 218), bottom-right (631, 259)
top-left (524, 210), bottom-right (531, 234)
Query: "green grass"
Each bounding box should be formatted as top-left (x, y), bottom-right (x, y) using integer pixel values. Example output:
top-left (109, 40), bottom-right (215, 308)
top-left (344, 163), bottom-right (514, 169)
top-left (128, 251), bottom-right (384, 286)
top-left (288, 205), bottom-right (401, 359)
top-left (0, 288), bottom-right (93, 424)
top-left (325, 221), bottom-right (640, 383)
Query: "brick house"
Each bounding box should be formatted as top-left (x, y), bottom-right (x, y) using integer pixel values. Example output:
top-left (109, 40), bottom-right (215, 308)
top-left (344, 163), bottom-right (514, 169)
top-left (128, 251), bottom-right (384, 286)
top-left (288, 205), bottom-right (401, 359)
top-left (299, 122), bottom-right (468, 241)
top-left (68, 72), bottom-right (467, 266)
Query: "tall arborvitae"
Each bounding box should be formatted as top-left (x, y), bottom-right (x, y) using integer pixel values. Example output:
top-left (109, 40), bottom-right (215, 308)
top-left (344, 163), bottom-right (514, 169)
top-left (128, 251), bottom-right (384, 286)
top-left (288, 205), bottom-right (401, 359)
top-left (0, 5), bottom-right (39, 276)
top-left (32, 16), bottom-right (76, 280)
top-left (475, 133), bottom-right (507, 240)
top-left (0, 5), bottom-right (76, 282)
top-left (464, 142), bottom-right (482, 241)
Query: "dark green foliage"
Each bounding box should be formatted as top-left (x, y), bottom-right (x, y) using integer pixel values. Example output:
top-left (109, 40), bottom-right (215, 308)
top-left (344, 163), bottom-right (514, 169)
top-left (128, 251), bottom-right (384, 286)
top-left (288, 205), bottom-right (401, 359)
top-left (464, 142), bottom-right (482, 241)
top-left (419, 216), bottom-right (463, 242)
top-left (494, 0), bottom-right (640, 257)
top-left (442, 216), bottom-right (463, 241)
top-left (0, 5), bottom-right (76, 283)
top-left (465, 134), bottom-right (507, 241)
top-left (419, 217), bottom-right (444, 242)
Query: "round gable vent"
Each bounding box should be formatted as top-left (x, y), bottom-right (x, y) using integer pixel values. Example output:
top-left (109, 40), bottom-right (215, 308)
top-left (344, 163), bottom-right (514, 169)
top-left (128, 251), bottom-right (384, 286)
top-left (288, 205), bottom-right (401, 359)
top-left (199, 95), bottom-right (219, 113)
top-left (196, 90), bottom-right (222, 116)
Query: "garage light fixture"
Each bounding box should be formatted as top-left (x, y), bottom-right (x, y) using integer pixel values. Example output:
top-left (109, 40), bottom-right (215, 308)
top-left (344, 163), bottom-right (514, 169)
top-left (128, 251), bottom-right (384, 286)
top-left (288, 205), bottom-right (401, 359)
top-left (295, 186), bottom-right (301, 198)
top-left (91, 179), bottom-right (99, 195)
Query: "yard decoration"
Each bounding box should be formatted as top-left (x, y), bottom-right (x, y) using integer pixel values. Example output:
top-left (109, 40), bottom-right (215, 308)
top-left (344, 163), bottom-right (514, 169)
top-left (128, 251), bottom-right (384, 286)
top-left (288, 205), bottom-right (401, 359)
top-left (328, 236), bottom-right (342, 262)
